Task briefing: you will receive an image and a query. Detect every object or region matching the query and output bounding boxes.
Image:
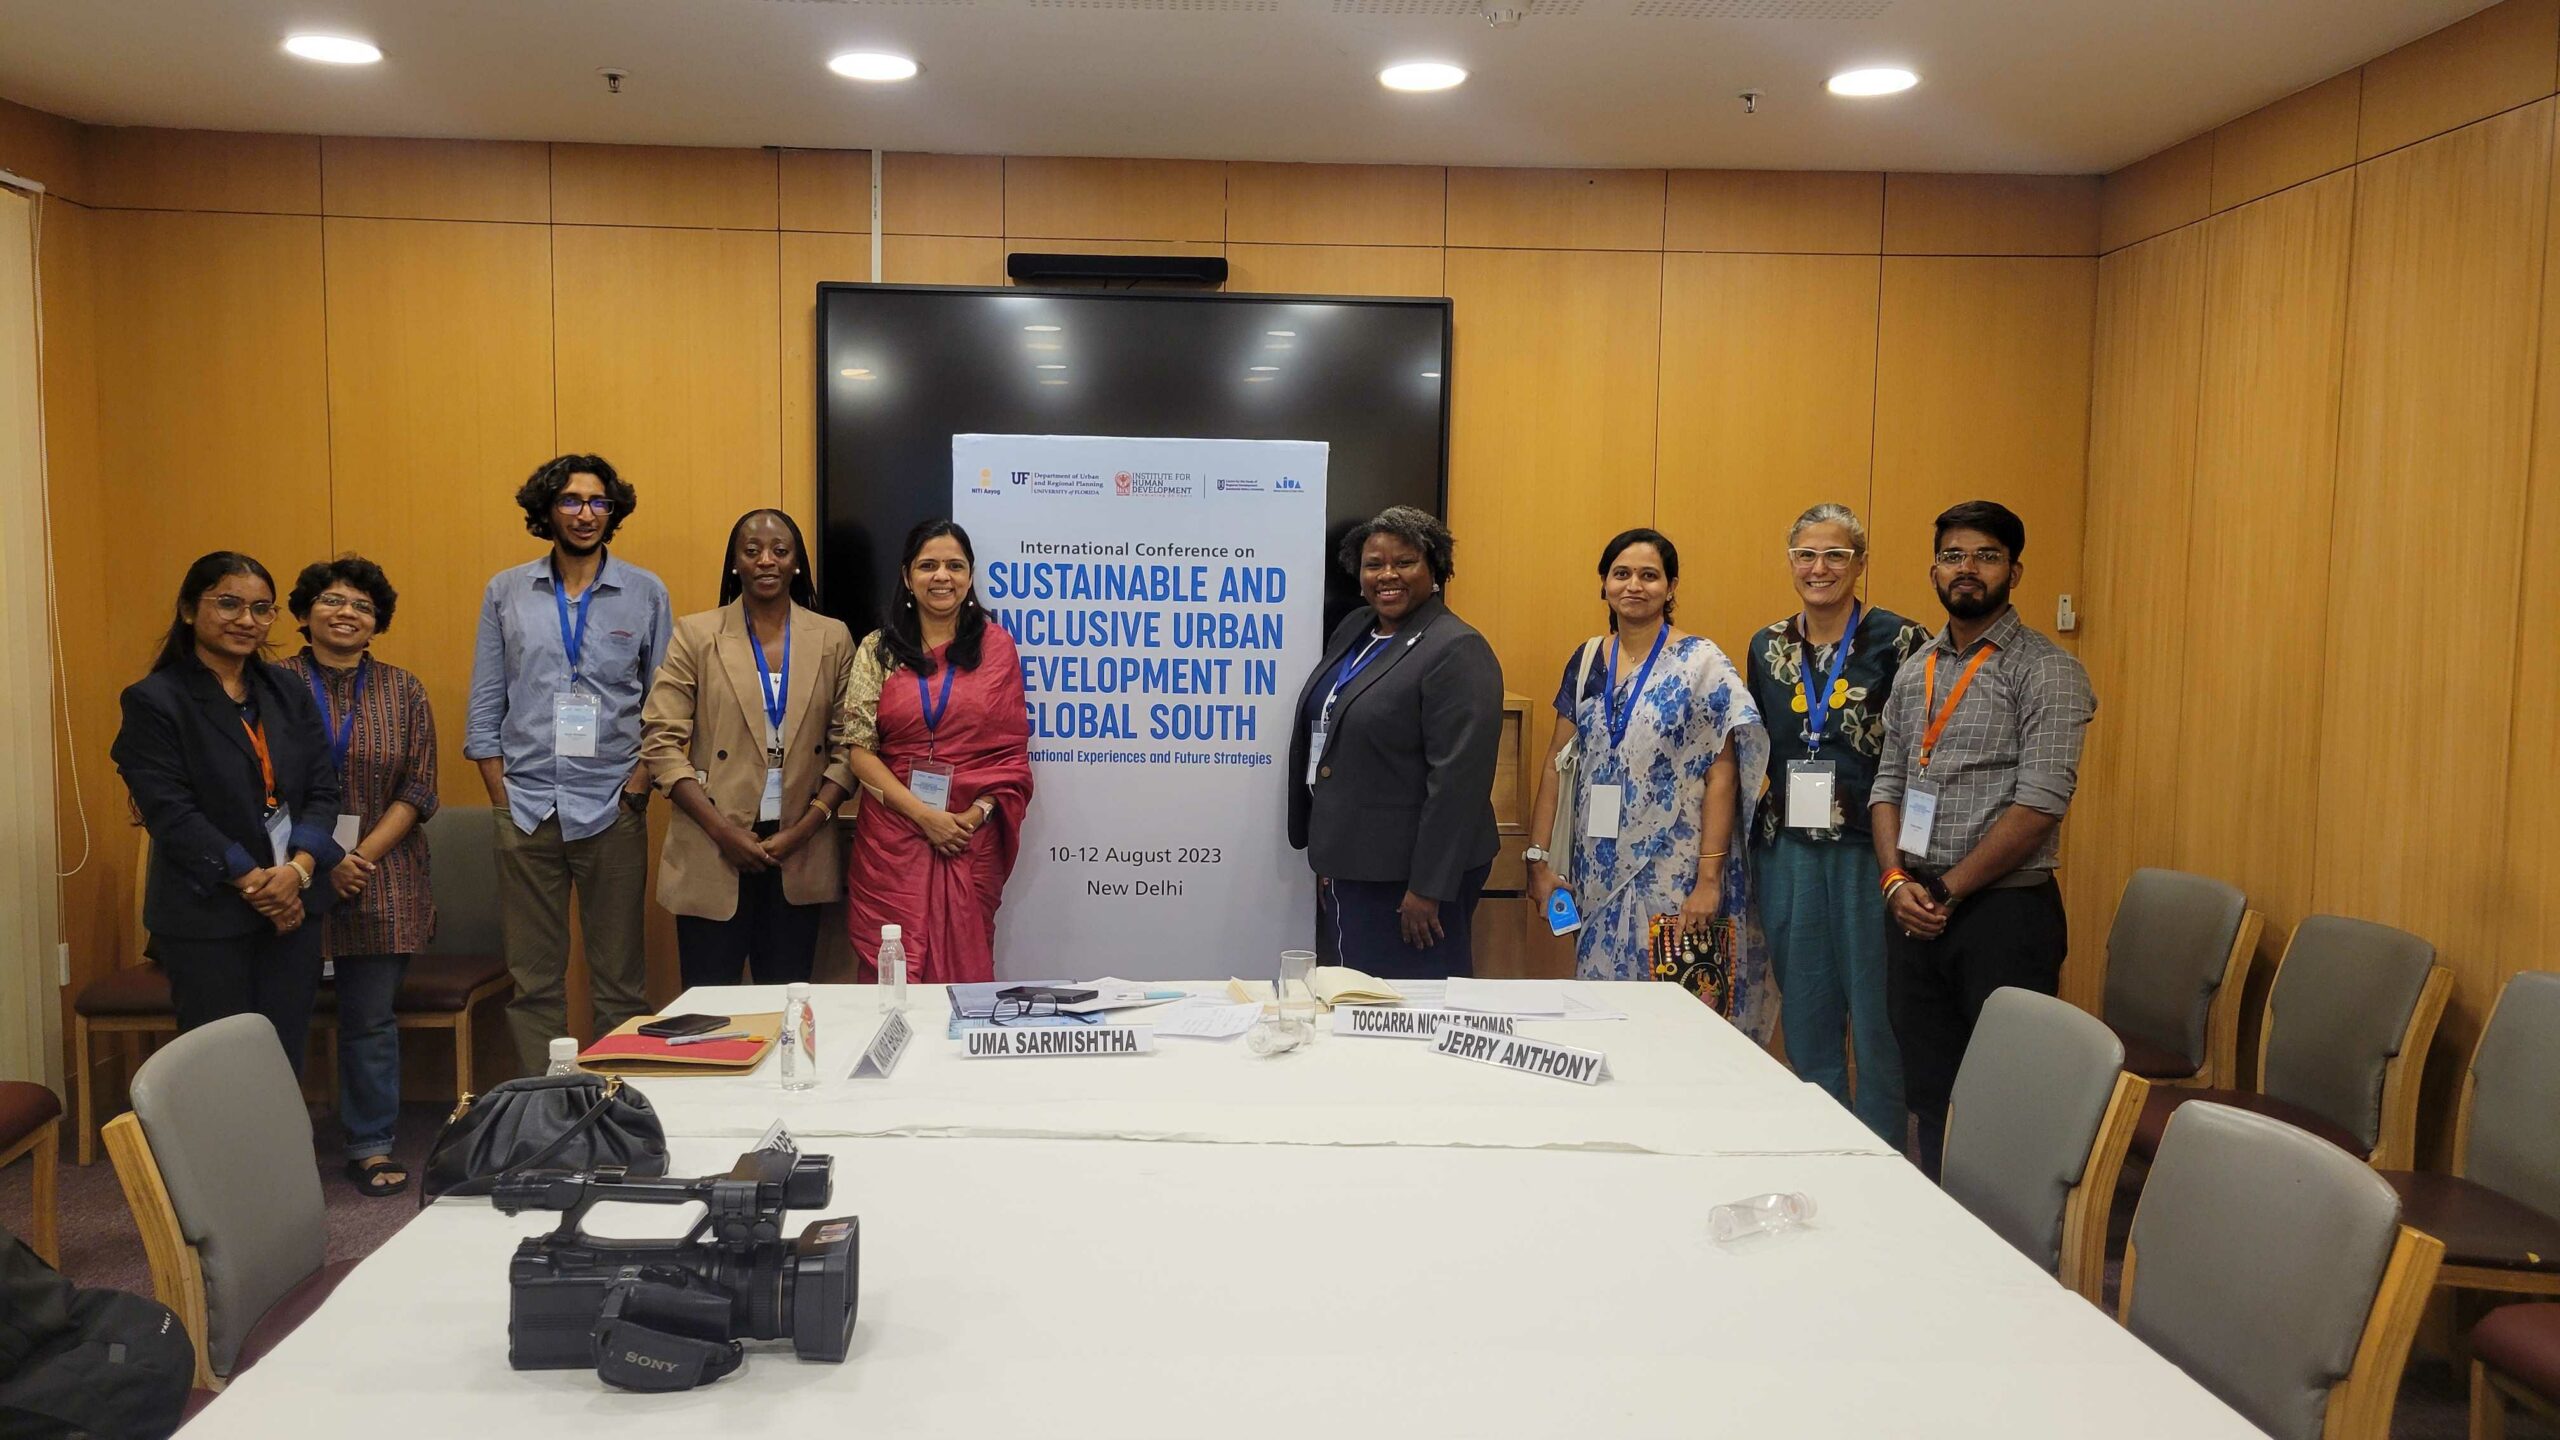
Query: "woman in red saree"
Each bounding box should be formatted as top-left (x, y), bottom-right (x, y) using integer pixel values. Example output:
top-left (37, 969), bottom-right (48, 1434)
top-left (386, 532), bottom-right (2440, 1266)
top-left (844, 520), bottom-right (1034, 984)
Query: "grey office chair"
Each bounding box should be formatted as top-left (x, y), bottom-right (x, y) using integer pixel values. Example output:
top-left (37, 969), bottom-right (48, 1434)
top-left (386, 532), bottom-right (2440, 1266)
top-left (2123, 1102), bottom-right (2442, 1440)
top-left (2133, 914), bottom-right (2450, 1171)
top-left (103, 1014), bottom-right (355, 1388)
top-left (1941, 986), bottom-right (2147, 1304)
top-left (2379, 970), bottom-right (2560, 1301)
top-left (2098, 868), bottom-right (2260, 1088)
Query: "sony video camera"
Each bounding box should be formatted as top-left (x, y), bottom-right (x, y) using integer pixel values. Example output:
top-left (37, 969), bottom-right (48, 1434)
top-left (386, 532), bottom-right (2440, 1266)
top-left (493, 1140), bottom-right (859, 1391)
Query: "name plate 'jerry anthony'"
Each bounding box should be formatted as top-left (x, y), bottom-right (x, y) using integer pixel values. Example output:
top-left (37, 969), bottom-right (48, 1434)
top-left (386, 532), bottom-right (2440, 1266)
top-left (1330, 1007), bottom-right (1519, 1042)
top-left (1429, 1022), bottom-right (1610, 1085)
top-left (960, 1025), bottom-right (1155, 1059)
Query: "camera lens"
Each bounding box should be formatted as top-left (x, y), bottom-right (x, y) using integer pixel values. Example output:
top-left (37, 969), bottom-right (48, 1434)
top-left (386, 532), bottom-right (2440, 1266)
top-left (786, 1217), bottom-right (860, 1362)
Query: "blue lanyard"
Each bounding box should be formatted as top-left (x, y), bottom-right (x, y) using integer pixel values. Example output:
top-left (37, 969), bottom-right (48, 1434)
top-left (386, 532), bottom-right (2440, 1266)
top-left (1603, 623), bottom-right (1668, 750)
top-left (1323, 634), bottom-right (1392, 721)
top-left (1800, 602), bottom-right (1860, 754)
top-left (747, 618), bottom-right (791, 739)
top-left (303, 656), bottom-right (370, 772)
top-left (550, 556), bottom-right (601, 683)
top-left (916, 660), bottom-right (958, 733)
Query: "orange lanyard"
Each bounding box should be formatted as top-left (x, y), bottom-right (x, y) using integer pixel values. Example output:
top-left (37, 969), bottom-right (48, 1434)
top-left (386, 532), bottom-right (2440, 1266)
top-left (1917, 645), bottom-right (1997, 773)
top-left (241, 717), bottom-right (278, 809)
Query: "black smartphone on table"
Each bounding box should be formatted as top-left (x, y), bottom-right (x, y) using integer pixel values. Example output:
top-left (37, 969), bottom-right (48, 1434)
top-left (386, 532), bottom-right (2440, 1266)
top-left (638, 1013), bottom-right (732, 1039)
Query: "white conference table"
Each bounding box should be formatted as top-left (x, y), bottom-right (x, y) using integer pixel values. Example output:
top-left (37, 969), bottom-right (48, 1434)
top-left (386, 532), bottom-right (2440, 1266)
top-left (181, 981), bottom-right (2263, 1438)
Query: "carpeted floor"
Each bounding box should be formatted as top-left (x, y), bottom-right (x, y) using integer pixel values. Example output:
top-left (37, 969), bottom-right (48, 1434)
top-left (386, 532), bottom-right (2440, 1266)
top-left (2, 1110), bottom-right (2552, 1437)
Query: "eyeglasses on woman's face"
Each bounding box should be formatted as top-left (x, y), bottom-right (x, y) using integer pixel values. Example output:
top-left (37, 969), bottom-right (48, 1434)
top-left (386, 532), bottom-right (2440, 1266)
top-left (310, 591), bottom-right (377, 617)
top-left (205, 596), bottom-right (276, 620)
top-left (1786, 548), bottom-right (1859, 571)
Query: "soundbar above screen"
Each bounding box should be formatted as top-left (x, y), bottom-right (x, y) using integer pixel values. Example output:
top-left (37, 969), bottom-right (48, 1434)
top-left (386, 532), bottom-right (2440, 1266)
top-left (814, 284), bottom-right (1452, 641)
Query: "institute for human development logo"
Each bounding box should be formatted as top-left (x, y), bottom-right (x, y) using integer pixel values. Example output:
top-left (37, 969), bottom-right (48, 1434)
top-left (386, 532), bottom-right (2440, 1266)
top-left (1108, 470), bottom-right (1197, 498)
top-left (1115, 471), bottom-right (1133, 496)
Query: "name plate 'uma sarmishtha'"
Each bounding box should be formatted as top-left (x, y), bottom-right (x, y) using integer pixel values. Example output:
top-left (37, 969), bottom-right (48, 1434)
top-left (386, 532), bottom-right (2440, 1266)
top-left (1430, 1023), bottom-right (1609, 1084)
top-left (960, 1025), bottom-right (1155, 1059)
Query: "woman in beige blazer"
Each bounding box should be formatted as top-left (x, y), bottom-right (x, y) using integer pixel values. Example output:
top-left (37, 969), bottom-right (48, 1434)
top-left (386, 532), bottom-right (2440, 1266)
top-left (641, 509), bottom-right (858, 988)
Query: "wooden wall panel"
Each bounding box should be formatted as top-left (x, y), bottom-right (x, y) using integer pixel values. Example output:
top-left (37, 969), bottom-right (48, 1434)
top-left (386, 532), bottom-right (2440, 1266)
top-left (1226, 163), bottom-right (1443, 247)
top-left (551, 226), bottom-right (783, 611)
top-left (1883, 174), bottom-right (2101, 256)
top-left (1664, 170), bottom-right (1881, 254)
top-left (2502, 113), bottom-right (2560, 1004)
top-left (1002, 157), bottom-right (1224, 242)
top-left (2098, 136), bottom-right (2213, 253)
top-left (1224, 243), bottom-right (1443, 297)
top-left (881, 234), bottom-right (1005, 286)
top-left (2356, 0), bottom-right (2559, 161)
top-left (1443, 248), bottom-right (1661, 759)
top-left (1867, 257), bottom-right (2094, 628)
top-left (319, 137), bottom-right (550, 223)
top-left (0, 97), bottom-right (89, 201)
top-left (2210, 72), bottom-right (2362, 213)
top-left (320, 218), bottom-right (556, 805)
top-left (882, 153), bottom-right (1003, 236)
top-left (86, 128), bottom-right (320, 214)
top-left (2172, 173), bottom-right (2354, 962)
top-left (779, 149), bottom-right (872, 234)
top-left (1652, 253), bottom-right (1880, 661)
top-left (1445, 168), bottom-right (1667, 251)
top-left (550, 144), bottom-right (778, 230)
top-left (781, 232), bottom-right (869, 524)
top-left (2065, 228), bottom-right (2206, 1008)
top-left (2316, 104), bottom-right (2551, 1003)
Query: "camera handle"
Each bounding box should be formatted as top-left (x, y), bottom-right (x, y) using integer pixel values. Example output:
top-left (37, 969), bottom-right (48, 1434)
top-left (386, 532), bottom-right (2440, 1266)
top-left (591, 1275), bottom-right (745, 1392)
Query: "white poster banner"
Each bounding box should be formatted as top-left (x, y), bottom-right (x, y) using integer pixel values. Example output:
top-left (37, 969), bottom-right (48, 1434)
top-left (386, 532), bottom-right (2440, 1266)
top-left (954, 435), bottom-right (1327, 981)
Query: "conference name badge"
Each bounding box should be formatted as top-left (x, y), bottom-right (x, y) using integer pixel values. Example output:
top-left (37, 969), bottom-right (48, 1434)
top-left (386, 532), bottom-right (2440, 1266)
top-left (1429, 1023), bottom-right (1610, 1084)
top-left (1585, 783), bottom-right (1624, 841)
top-left (1331, 1007), bottom-right (1518, 1041)
top-left (263, 806), bottom-right (294, 866)
top-left (760, 766), bottom-right (785, 823)
top-left (909, 761), bottom-right (956, 812)
top-left (960, 1025), bottom-right (1154, 1059)
top-left (1897, 785), bottom-right (1939, 856)
top-left (552, 690), bottom-right (602, 760)
top-left (1786, 759), bottom-right (1838, 830)
top-left (849, 1011), bottom-right (913, 1079)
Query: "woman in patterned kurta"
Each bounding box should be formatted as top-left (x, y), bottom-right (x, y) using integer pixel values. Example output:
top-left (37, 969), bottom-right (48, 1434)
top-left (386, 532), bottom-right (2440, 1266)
top-left (1530, 530), bottom-right (1771, 1037)
top-left (281, 557), bottom-right (438, 1197)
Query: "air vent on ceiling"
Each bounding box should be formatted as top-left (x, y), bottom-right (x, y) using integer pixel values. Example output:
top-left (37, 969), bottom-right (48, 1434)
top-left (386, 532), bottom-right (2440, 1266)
top-left (1631, 0), bottom-right (1890, 16)
top-left (1333, 0), bottom-right (1580, 13)
top-left (1026, 0), bottom-right (1280, 9)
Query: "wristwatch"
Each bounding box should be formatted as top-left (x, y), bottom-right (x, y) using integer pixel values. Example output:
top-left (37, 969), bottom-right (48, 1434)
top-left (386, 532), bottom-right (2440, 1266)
top-left (1522, 846), bottom-right (1550, 866)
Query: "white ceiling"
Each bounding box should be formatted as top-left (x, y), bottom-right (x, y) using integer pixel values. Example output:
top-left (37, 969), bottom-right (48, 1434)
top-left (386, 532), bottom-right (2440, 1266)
top-left (0, 0), bottom-right (2495, 174)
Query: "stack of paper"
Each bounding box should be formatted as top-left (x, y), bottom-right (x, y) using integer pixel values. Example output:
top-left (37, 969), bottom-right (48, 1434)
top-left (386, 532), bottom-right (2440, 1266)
top-left (1148, 997), bottom-right (1262, 1040)
top-left (1441, 979), bottom-right (1627, 1022)
top-left (1311, 967), bottom-right (1402, 1006)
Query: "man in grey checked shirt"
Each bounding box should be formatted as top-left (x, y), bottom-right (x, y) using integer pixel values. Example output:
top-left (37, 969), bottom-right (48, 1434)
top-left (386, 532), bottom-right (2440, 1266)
top-left (1868, 500), bottom-right (2095, 1179)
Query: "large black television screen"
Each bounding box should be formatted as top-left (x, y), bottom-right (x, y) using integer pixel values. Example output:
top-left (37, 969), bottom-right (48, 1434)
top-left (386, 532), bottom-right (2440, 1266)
top-left (814, 284), bottom-right (1451, 639)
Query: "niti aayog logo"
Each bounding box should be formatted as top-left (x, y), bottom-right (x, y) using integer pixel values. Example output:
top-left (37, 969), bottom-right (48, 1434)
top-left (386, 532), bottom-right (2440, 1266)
top-left (974, 468), bottom-right (999, 493)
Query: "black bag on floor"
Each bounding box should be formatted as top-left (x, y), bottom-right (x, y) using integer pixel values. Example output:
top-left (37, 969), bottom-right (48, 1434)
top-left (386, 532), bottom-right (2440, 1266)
top-left (420, 1073), bottom-right (667, 1206)
top-left (0, 1225), bottom-right (193, 1440)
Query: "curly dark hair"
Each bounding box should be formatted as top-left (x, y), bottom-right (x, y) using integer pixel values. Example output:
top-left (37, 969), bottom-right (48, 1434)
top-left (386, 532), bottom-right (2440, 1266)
top-left (1337, 505), bottom-right (1455, 586)
top-left (288, 554), bottom-right (399, 639)
top-left (515, 454), bottom-right (637, 543)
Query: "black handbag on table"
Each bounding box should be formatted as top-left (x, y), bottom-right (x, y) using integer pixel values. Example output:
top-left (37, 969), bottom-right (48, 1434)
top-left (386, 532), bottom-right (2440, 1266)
top-left (420, 1073), bottom-right (669, 1206)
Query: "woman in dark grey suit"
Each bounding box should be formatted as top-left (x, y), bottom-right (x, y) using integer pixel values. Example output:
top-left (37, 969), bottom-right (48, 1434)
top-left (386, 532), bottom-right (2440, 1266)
top-left (1286, 507), bottom-right (1504, 978)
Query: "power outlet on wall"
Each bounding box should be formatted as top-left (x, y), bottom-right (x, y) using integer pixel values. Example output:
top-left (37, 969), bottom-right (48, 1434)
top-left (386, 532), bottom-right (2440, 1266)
top-left (2056, 593), bottom-right (2077, 633)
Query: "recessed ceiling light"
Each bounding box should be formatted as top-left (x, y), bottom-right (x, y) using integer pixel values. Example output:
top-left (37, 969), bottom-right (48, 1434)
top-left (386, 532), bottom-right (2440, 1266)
top-left (838, 367), bottom-right (874, 379)
top-left (1025, 324), bottom-right (1062, 333)
top-left (1026, 341), bottom-right (1062, 351)
top-left (1266, 330), bottom-right (1297, 337)
top-left (283, 34), bottom-right (381, 64)
top-left (1039, 378), bottom-right (1069, 386)
top-left (1036, 363), bottom-right (1066, 370)
top-left (1379, 62), bottom-right (1467, 93)
top-left (1421, 371), bottom-right (1441, 378)
top-left (1264, 341), bottom-right (1293, 350)
top-left (1826, 67), bottom-right (1917, 97)
top-left (1249, 365), bottom-right (1280, 372)
top-left (829, 52), bottom-right (919, 82)
top-left (1244, 376), bottom-right (1275, 384)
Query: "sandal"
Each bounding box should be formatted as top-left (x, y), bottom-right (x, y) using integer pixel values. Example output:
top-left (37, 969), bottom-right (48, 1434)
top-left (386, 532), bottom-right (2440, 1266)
top-left (345, 1156), bottom-right (411, 1198)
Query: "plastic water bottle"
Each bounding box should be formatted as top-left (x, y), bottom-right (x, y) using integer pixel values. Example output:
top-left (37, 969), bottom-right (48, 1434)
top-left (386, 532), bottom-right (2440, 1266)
top-left (545, 1037), bottom-right (581, 1077)
top-left (877, 925), bottom-right (909, 1013)
top-left (1707, 1192), bottom-right (1817, 1243)
top-left (780, 982), bottom-right (818, 1092)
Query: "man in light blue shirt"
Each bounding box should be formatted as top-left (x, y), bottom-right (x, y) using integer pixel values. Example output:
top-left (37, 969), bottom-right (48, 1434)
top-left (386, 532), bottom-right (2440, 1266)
top-left (466, 454), bottom-right (672, 1071)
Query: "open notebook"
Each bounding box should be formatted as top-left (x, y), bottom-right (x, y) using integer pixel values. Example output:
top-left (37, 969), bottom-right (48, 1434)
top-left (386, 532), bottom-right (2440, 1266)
top-left (1223, 966), bottom-right (1403, 1010)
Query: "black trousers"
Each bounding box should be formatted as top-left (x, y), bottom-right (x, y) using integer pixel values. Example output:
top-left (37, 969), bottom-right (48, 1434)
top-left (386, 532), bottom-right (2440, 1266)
top-left (157, 924), bottom-right (326, 1079)
top-left (1886, 877), bottom-right (2067, 1180)
top-left (1319, 865), bottom-right (1491, 980)
top-left (673, 851), bottom-right (824, 991)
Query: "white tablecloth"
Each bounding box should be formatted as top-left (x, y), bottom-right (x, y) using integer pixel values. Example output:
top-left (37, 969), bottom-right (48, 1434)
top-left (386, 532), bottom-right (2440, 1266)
top-left (635, 981), bottom-right (1898, 1159)
top-left (189, 1136), bottom-right (2261, 1438)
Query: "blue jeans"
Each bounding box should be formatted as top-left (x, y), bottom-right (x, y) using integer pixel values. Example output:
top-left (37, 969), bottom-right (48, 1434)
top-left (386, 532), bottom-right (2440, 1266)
top-left (333, 953), bottom-right (407, 1160)
top-left (1757, 834), bottom-right (1904, 1145)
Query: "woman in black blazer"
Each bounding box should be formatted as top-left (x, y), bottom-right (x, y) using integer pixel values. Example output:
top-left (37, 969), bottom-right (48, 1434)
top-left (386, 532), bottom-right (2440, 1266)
top-left (112, 552), bottom-right (345, 1075)
top-left (1287, 507), bottom-right (1504, 979)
